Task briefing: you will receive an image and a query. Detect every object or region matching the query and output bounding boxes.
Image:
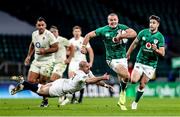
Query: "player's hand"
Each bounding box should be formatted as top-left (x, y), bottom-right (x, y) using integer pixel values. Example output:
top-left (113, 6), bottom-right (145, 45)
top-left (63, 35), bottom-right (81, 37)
top-left (152, 44), bottom-right (157, 51)
top-left (102, 73), bottom-right (110, 80)
top-left (24, 56), bottom-right (31, 66)
top-left (81, 47), bottom-right (87, 54)
top-left (108, 85), bottom-right (115, 92)
top-left (104, 84), bottom-right (114, 92)
top-left (37, 48), bottom-right (46, 55)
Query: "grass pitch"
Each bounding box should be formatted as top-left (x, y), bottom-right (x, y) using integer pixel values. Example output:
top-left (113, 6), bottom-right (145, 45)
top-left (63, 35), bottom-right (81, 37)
top-left (0, 97), bottom-right (180, 116)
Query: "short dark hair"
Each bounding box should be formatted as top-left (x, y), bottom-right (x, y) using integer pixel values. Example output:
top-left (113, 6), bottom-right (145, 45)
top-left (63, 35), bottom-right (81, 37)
top-left (79, 61), bottom-right (87, 68)
top-left (50, 25), bottom-right (58, 30)
top-left (149, 15), bottom-right (160, 23)
top-left (72, 25), bottom-right (82, 31)
top-left (108, 13), bottom-right (118, 17)
top-left (37, 17), bottom-right (46, 23)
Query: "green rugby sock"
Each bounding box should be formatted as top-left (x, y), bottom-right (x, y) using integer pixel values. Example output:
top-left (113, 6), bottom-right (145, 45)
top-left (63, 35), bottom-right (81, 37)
top-left (135, 89), bottom-right (144, 103)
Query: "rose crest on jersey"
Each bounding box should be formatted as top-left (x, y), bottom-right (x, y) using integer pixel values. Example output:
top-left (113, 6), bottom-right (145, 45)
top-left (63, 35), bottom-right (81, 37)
top-left (35, 42), bottom-right (41, 48)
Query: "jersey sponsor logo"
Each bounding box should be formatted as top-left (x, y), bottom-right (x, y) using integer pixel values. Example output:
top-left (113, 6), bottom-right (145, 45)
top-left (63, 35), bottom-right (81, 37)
top-left (35, 42), bottom-right (41, 48)
top-left (146, 42), bottom-right (151, 49)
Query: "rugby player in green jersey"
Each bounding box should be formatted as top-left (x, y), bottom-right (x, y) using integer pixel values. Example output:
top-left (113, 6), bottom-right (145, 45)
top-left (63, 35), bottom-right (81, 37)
top-left (81, 13), bottom-right (137, 110)
top-left (127, 15), bottom-right (165, 110)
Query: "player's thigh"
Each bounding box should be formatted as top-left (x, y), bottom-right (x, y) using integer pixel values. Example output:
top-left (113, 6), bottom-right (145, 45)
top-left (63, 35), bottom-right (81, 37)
top-left (51, 63), bottom-right (67, 81)
top-left (28, 64), bottom-right (40, 83)
top-left (142, 64), bottom-right (156, 80)
top-left (131, 63), bottom-right (143, 83)
top-left (39, 84), bottom-right (51, 96)
top-left (40, 62), bottom-right (54, 78)
top-left (107, 58), bottom-right (129, 78)
top-left (49, 80), bottom-right (64, 97)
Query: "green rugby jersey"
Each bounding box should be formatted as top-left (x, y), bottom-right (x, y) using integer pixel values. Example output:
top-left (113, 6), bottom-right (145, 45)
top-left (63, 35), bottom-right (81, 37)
top-left (95, 24), bottom-right (129, 60)
top-left (136, 28), bottom-right (165, 68)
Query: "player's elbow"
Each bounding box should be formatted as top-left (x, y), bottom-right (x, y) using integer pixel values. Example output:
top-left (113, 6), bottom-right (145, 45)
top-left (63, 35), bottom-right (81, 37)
top-left (132, 31), bottom-right (137, 38)
top-left (161, 51), bottom-right (165, 57)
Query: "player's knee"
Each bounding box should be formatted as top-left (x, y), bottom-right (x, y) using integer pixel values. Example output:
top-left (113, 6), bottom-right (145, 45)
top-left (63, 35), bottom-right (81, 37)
top-left (131, 76), bottom-right (139, 83)
top-left (139, 84), bottom-right (145, 90)
top-left (39, 77), bottom-right (48, 84)
top-left (131, 79), bottom-right (137, 84)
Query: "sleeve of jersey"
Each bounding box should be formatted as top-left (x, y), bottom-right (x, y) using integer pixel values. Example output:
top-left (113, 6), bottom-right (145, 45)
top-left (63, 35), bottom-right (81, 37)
top-left (78, 74), bottom-right (88, 83)
top-left (120, 24), bottom-right (129, 30)
top-left (158, 35), bottom-right (165, 47)
top-left (75, 71), bottom-right (88, 82)
top-left (137, 30), bottom-right (144, 41)
top-left (88, 71), bottom-right (95, 78)
top-left (49, 32), bottom-right (58, 45)
top-left (31, 34), bottom-right (34, 43)
top-left (64, 38), bottom-right (71, 47)
top-left (95, 27), bottom-right (104, 36)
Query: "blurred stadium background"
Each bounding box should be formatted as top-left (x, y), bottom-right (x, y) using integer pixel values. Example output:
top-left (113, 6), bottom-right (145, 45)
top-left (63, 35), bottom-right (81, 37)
top-left (0, 0), bottom-right (180, 99)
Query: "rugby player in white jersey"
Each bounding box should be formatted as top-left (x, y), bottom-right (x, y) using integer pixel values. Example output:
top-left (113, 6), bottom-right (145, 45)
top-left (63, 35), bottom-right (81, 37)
top-left (68, 26), bottom-right (94, 104)
top-left (24, 17), bottom-right (58, 107)
top-left (49, 25), bottom-right (74, 81)
top-left (10, 61), bottom-right (114, 105)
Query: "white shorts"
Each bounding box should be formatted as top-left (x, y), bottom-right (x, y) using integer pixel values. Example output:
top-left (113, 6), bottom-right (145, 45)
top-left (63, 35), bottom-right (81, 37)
top-left (52, 62), bottom-right (67, 77)
top-left (133, 63), bottom-right (156, 79)
top-left (49, 79), bottom-right (65, 97)
top-left (68, 60), bottom-right (82, 73)
top-left (106, 58), bottom-right (128, 73)
top-left (29, 60), bottom-right (53, 77)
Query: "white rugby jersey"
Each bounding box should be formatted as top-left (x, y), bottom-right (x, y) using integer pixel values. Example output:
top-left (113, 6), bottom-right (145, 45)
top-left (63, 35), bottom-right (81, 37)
top-left (32, 29), bottom-right (57, 61)
top-left (69, 37), bottom-right (91, 61)
top-left (49, 70), bottom-right (94, 97)
top-left (54, 36), bottom-right (70, 63)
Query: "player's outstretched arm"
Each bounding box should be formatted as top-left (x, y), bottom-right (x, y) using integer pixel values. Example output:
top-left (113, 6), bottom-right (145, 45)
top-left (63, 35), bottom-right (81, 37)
top-left (85, 73), bottom-right (109, 84)
top-left (96, 81), bottom-right (114, 92)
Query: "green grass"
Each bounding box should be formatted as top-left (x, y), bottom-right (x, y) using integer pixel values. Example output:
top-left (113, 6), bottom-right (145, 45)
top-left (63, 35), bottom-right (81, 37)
top-left (0, 97), bottom-right (180, 116)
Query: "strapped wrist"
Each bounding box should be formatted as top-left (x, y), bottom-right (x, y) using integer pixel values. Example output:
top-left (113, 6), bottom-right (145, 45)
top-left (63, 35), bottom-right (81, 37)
top-left (82, 44), bottom-right (87, 48)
